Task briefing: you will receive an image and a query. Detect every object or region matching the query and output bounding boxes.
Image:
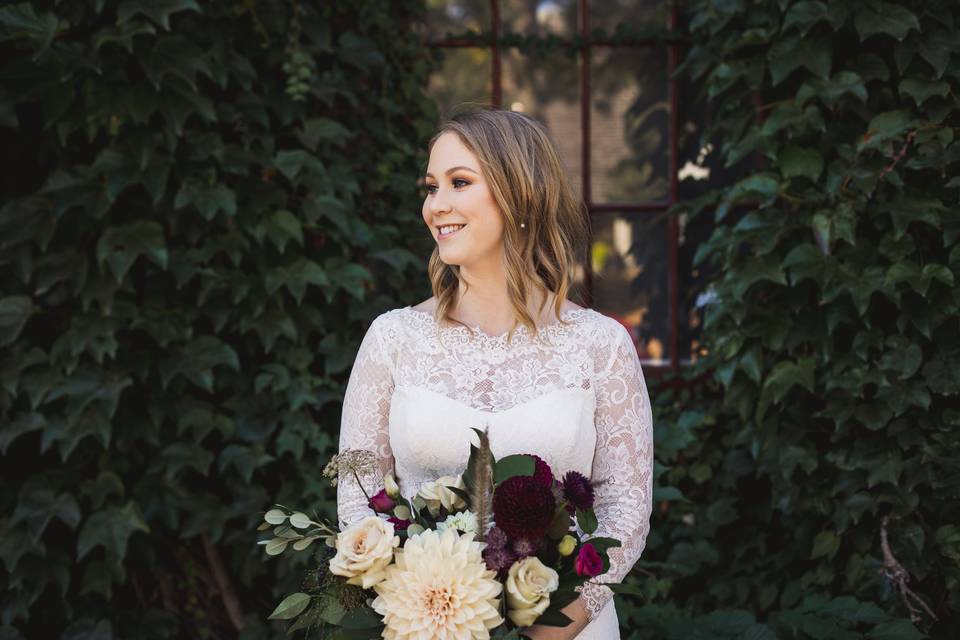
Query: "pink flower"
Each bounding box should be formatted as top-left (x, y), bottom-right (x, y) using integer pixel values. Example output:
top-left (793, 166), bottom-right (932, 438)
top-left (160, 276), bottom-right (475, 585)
top-left (368, 489), bottom-right (395, 513)
top-left (387, 516), bottom-right (411, 530)
top-left (574, 542), bottom-right (603, 577)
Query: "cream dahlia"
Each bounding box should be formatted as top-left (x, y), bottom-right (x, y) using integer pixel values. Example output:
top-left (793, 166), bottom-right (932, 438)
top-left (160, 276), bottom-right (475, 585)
top-left (371, 528), bottom-right (504, 639)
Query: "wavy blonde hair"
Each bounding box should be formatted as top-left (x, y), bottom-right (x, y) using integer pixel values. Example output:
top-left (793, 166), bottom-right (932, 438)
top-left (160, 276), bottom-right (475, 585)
top-left (425, 106), bottom-right (589, 344)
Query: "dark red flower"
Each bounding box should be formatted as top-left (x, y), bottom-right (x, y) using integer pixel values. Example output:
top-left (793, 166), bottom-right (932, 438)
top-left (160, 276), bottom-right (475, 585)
top-left (368, 489), bottom-right (396, 513)
top-left (574, 542), bottom-right (603, 577)
top-left (387, 516), bottom-right (410, 530)
top-left (493, 474), bottom-right (556, 540)
top-left (561, 470), bottom-right (594, 514)
top-left (528, 454), bottom-right (554, 487)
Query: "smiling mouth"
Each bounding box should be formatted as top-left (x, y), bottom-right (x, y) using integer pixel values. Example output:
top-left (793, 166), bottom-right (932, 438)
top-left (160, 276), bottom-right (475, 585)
top-left (438, 224), bottom-right (466, 238)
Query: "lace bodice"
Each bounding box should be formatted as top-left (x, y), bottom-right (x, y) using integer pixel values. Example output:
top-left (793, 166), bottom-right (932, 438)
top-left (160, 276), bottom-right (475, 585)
top-left (336, 305), bottom-right (654, 627)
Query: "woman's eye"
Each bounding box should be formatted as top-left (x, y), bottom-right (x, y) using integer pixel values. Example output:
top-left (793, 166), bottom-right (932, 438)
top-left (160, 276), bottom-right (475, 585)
top-left (425, 179), bottom-right (470, 194)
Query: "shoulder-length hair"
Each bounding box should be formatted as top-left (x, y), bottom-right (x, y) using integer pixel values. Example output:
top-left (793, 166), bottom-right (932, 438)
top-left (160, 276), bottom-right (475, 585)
top-left (426, 106), bottom-right (589, 343)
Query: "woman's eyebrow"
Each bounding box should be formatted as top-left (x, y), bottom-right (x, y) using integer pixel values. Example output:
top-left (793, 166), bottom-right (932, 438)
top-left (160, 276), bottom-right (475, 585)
top-left (424, 166), bottom-right (478, 178)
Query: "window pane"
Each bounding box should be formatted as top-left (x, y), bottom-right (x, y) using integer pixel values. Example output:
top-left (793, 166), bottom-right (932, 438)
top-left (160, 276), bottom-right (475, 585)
top-left (502, 0), bottom-right (578, 36)
top-left (502, 48), bottom-right (583, 201)
top-left (589, 46), bottom-right (669, 204)
top-left (591, 210), bottom-right (670, 366)
top-left (427, 48), bottom-right (493, 123)
top-left (589, 0), bottom-right (669, 34)
top-left (423, 0), bottom-right (491, 40)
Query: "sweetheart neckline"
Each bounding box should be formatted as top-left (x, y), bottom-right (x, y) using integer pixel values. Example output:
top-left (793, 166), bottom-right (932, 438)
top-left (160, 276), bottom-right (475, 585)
top-left (393, 383), bottom-right (594, 415)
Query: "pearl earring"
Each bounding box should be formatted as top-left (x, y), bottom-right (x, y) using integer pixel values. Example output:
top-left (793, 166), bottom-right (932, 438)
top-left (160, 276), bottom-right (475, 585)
top-left (520, 222), bottom-right (526, 228)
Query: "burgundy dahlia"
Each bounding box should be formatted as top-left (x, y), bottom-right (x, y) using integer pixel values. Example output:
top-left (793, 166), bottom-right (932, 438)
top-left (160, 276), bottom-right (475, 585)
top-left (493, 474), bottom-right (557, 540)
top-left (529, 454), bottom-right (555, 487)
top-left (561, 470), bottom-right (594, 514)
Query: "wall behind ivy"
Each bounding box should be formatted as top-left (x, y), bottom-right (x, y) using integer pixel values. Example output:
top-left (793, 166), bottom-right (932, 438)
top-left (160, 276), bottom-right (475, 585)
top-left (0, 1), bottom-right (436, 638)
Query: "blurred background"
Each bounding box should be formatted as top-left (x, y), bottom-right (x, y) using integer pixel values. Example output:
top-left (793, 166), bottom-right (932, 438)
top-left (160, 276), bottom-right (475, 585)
top-left (1, 1), bottom-right (957, 638)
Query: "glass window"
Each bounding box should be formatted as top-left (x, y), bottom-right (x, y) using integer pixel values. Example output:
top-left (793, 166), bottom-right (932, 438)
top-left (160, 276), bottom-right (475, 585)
top-left (501, 0), bottom-right (579, 36)
top-left (427, 48), bottom-right (494, 124)
top-left (591, 210), bottom-right (670, 366)
top-left (502, 48), bottom-right (583, 200)
top-left (590, 46), bottom-right (670, 204)
top-left (424, 0), bottom-right (491, 40)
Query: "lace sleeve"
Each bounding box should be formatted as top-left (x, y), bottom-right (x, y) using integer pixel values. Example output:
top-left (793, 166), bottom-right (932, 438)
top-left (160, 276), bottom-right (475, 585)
top-left (577, 321), bottom-right (654, 621)
top-left (336, 315), bottom-right (396, 530)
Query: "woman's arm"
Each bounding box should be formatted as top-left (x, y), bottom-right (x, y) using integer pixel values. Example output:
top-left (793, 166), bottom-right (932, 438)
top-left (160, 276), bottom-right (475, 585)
top-left (577, 321), bottom-right (655, 622)
top-left (336, 315), bottom-right (396, 530)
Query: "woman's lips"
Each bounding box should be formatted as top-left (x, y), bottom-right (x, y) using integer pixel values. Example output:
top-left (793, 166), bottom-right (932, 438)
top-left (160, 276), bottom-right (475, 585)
top-left (438, 225), bottom-right (466, 240)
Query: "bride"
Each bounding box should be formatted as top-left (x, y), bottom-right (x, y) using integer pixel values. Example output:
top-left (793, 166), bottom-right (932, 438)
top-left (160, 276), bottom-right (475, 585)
top-left (336, 107), bottom-right (654, 639)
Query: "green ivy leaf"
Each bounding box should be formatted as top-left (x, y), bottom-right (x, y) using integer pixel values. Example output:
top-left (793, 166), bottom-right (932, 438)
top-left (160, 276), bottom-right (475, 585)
top-left (95, 221), bottom-right (168, 283)
top-left (298, 117), bottom-right (352, 150)
top-left (158, 336), bottom-right (240, 392)
top-left (0, 296), bottom-right (35, 347)
top-left (866, 452), bottom-right (902, 488)
top-left (853, 3), bottom-right (920, 42)
top-left (116, 0), bottom-right (202, 31)
top-left (10, 483), bottom-right (82, 540)
top-left (780, 145), bottom-right (824, 181)
top-left (898, 78), bottom-right (950, 106)
top-left (810, 530), bottom-right (840, 560)
top-left (782, 1), bottom-right (829, 37)
top-left (76, 502), bottom-right (150, 561)
top-left (217, 444), bottom-right (274, 483)
top-left (173, 179), bottom-right (236, 220)
top-left (768, 36), bottom-right (831, 85)
top-left (0, 3), bottom-right (59, 60)
top-left (859, 109), bottom-right (912, 152)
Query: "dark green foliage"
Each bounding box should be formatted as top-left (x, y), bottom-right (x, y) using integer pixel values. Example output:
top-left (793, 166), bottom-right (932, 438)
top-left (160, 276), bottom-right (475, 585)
top-left (632, 0), bottom-right (959, 638)
top-left (0, 0), bottom-right (435, 637)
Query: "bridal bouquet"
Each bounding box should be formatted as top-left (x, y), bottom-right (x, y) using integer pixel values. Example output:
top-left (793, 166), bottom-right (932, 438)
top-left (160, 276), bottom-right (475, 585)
top-left (257, 428), bottom-right (621, 639)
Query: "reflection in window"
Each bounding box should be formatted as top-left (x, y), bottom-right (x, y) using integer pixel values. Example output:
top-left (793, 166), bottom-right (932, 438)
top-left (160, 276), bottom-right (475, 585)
top-left (591, 211), bottom-right (669, 366)
top-left (427, 48), bottom-right (493, 123)
top-left (502, 48), bottom-right (582, 200)
top-left (501, 0), bottom-right (578, 36)
top-left (424, 0), bottom-right (491, 39)
top-left (590, 46), bottom-right (670, 203)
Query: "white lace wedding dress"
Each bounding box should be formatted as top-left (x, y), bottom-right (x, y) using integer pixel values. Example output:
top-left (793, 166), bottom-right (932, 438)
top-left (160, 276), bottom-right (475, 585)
top-left (337, 305), bottom-right (654, 639)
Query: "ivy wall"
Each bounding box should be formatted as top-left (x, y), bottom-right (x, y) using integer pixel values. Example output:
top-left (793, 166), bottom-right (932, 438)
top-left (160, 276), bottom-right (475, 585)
top-left (632, 1), bottom-right (959, 638)
top-left (0, 1), bottom-right (435, 638)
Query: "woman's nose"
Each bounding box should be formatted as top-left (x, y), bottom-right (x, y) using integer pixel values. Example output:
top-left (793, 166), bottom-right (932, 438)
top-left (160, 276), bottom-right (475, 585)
top-left (429, 192), bottom-right (451, 214)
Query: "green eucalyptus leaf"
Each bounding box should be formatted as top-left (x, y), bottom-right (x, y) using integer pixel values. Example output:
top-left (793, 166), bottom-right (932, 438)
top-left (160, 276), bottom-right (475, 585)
top-left (267, 592), bottom-right (311, 620)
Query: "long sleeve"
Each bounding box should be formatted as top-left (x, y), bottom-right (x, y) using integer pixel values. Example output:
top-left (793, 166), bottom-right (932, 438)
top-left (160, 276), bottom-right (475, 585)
top-left (336, 315), bottom-right (396, 530)
top-left (577, 322), bottom-right (655, 621)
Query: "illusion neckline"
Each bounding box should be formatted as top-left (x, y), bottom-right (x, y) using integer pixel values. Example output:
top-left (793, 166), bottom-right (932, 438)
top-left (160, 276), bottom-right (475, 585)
top-left (401, 305), bottom-right (594, 343)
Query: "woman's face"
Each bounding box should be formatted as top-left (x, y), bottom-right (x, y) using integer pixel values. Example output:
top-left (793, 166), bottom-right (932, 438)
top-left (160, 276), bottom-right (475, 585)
top-left (422, 132), bottom-right (504, 268)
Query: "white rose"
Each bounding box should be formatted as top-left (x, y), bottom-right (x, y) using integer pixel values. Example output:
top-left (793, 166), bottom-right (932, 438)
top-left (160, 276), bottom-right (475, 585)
top-left (329, 515), bottom-right (399, 589)
top-left (418, 474), bottom-right (467, 515)
top-left (505, 556), bottom-right (560, 627)
top-left (436, 510), bottom-right (479, 536)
